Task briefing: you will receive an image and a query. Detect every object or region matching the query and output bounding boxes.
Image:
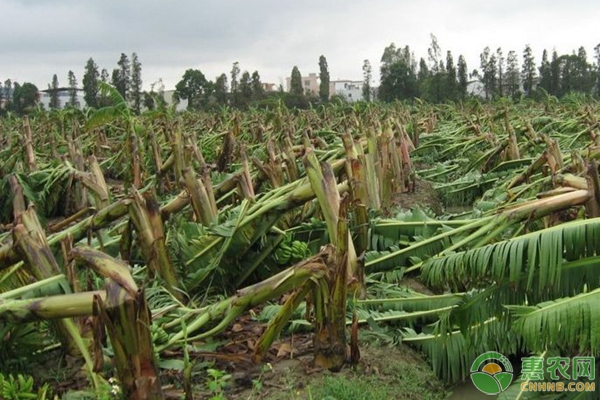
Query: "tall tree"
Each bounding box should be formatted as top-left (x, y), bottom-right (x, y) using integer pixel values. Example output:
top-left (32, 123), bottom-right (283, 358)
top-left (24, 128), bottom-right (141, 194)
top-left (290, 66), bottom-right (303, 95)
top-left (118, 53), bottom-right (131, 95)
top-left (595, 44), bottom-right (600, 96)
top-left (142, 92), bottom-right (155, 111)
top-left (251, 71), bottom-right (264, 101)
top-left (553, 49), bottom-right (594, 97)
top-left (112, 53), bottom-right (131, 99)
top-left (417, 58), bottom-right (429, 83)
top-left (521, 44), bottom-right (537, 96)
top-left (318, 55), bottom-right (330, 102)
top-left (487, 53), bottom-right (498, 98)
top-left (379, 56), bottom-right (419, 102)
top-left (380, 43), bottom-right (398, 81)
top-left (67, 70), bottom-right (79, 108)
top-left (457, 55), bottom-right (468, 99)
top-left (153, 79), bottom-right (166, 107)
top-left (362, 59), bottom-right (372, 102)
top-left (426, 35), bottom-right (446, 102)
top-left (479, 47), bottom-right (495, 99)
top-left (404, 46), bottom-right (417, 74)
top-left (505, 50), bottom-right (520, 99)
top-left (239, 71), bottom-right (253, 105)
top-left (4, 79), bottom-right (13, 111)
top-left (96, 68), bottom-right (112, 108)
top-left (230, 61), bottom-right (240, 105)
top-left (13, 82), bottom-right (39, 115)
top-left (479, 47), bottom-right (499, 100)
top-left (83, 57), bottom-right (100, 108)
top-left (427, 34), bottom-right (442, 73)
top-left (538, 49), bottom-right (552, 94)
top-left (379, 43), bottom-right (421, 102)
top-left (479, 47), bottom-right (489, 99)
top-left (550, 50), bottom-right (560, 95)
top-left (130, 52), bottom-right (142, 114)
top-left (174, 69), bottom-right (211, 110)
top-left (111, 69), bottom-right (120, 89)
top-left (49, 74), bottom-right (60, 109)
top-left (445, 51), bottom-right (457, 101)
top-left (214, 73), bottom-right (228, 105)
top-left (496, 48), bottom-right (505, 97)
top-left (576, 46), bottom-right (594, 93)
top-left (12, 82), bottom-right (20, 112)
top-left (143, 79), bottom-right (166, 110)
top-left (417, 57), bottom-right (429, 99)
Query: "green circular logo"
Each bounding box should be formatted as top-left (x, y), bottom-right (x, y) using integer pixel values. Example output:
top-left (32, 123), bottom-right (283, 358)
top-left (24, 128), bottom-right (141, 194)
top-left (470, 352), bottom-right (513, 395)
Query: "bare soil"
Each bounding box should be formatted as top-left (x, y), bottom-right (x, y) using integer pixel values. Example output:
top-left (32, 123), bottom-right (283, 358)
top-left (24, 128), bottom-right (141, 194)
top-left (394, 179), bottom-right (443, 215)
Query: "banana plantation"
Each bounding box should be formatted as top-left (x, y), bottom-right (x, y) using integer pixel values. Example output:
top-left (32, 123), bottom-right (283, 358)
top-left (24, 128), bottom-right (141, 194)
top-left (1, 87), bottom-right (600, 399)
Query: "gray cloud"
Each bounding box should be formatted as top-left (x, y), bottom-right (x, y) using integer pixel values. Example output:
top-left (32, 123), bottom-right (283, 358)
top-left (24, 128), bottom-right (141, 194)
top-left (1, 0), bottom-right (598, 90)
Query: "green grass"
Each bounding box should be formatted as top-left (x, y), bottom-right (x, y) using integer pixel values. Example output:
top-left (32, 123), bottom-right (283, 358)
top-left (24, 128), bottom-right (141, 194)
top-left (307, 370), bottom-right (448, 400)
top-left (308, 375), bottom-right (394, 400)
top-left (304, 345), bottom-right (449, 400)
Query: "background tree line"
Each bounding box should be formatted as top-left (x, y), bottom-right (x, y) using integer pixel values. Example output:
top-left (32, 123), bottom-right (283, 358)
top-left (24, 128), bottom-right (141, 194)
top-left (172, 62), bottom-right (267, 111)
top-left (379, 35), bottom-right (600, 103)
top-left (172, 57), bottom-right (335, 111)
top-left (81, 53), bottom-right (144, 112)
top-left (0, 79), bottom-right (40, 116)
top-left (0, 52), bottom-right (334, 116)
top-left (0, 52), bottom-right (146, 116)
top-left (2, 38), bottom-right (600, 116)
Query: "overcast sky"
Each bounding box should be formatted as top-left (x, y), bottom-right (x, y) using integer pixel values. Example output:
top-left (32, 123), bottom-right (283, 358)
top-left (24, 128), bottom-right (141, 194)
top-left (1, 0), bottom-right (598, 91)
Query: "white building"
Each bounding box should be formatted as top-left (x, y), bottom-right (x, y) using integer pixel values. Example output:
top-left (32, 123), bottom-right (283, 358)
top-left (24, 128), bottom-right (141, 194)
top-left (38, 89), bottom-right (85, 109)
top-left (286, 73), bottom-right (319, 95)
top-left (329, 80), bottom-right (365, 102)
top-left (466, 81), bottom-right (485, 98)
top-left (162, 90), bottom-right (188, 111)
top-left (37, 88), bottom-right (188, 111)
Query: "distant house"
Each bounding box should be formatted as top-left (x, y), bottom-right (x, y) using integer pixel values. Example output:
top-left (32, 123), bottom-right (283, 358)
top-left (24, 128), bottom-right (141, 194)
top-left (0, 88), bottom-right (14, 109)
top-left (38, 88), bottom-right (84, 109)
top-left (37, 88), bottom-right (188, 111)
top-left (466, 81), bottom-right (485, 98)
top-left (262, 82), bottom-right (278, 92)
top-left (283, 73), bottom-right (370, 102)
top-left (162, 90), bottom-right (188, 111)
top-left (329, 80), bottom-right (365, 102)
top-left (286, 73), bottom-right (319, 96)
top-left (0, 87), bottom-right (39, 109)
